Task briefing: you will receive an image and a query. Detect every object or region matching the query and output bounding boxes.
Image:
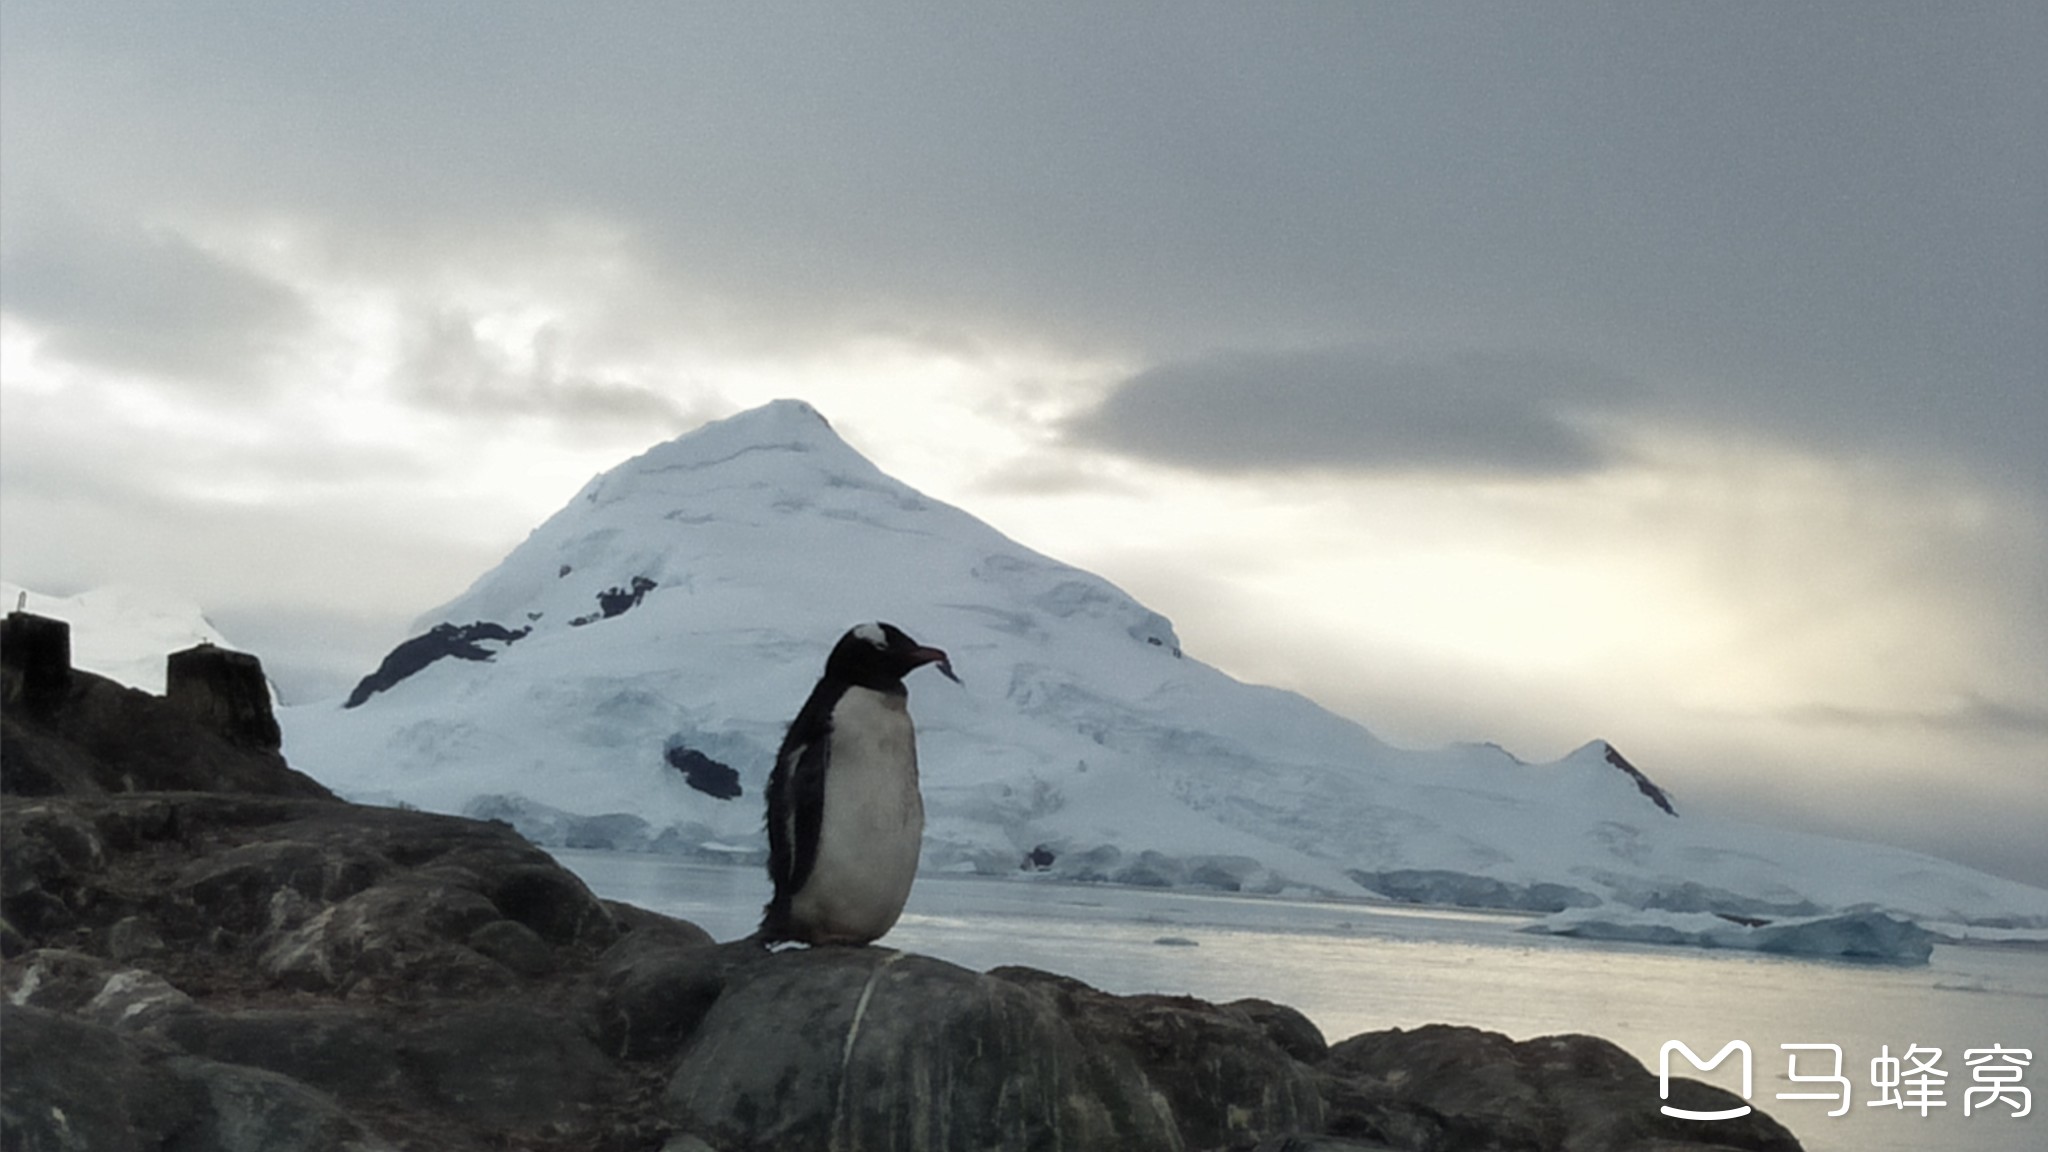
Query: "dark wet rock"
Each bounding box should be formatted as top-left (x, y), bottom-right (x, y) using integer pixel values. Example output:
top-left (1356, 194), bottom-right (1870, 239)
top-left (167, 1055), bottom-right (398, 1152)
top-left (596, 926), bottom-right (736, 1062)
top-left (1233, 997), bottom-right (1331, 1064)
top-left (401, 1000), bottom-right (629, 1127)
top-left (1321, 1024), bottom-right (1803, 1152)
top-left (259, 877), bottom-right (513, 996)
top-left (667, 949), bottom-right (1181, 1152)
top-left (343, 621), bottom-right (530, 709)
top-left (81, 967), bottom-right (197, 1032)
top-left (466, 918), bottom-right (558, 978)
top-left (106, 915), bottom-right (169, 963)
top-left (477, 860), bottom-right (617, 947)
top-left (998, 965), bottom-right (1327, 1151)
top-left (655, 946), bottom-right (1328, 1152)
top-left (161, 1007), bottom-right (410, 1101)
top-left (0, 1005), bottom-right (203, 1152)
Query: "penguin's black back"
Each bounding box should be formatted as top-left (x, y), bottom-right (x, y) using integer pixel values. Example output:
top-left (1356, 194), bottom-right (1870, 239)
top-left (759, 675), bottom-right (849, 938)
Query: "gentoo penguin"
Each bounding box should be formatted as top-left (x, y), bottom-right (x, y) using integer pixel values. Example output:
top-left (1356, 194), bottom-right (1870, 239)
top-left (758, 622), bottom-right (959, 946)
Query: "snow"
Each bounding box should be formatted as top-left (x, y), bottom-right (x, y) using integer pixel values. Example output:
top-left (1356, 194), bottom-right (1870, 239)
top-left (96, 395), bottom-right (2034, 938)
top-left (3, 581), bottom-right (233, 695)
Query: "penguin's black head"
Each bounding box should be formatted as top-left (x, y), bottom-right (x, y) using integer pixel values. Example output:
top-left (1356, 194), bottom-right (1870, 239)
top-left (825, 622), bottom-right (960, 690)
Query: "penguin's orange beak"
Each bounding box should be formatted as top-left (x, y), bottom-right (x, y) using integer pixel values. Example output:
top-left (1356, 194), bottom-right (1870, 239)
top-left (913, 646), bottom-right (961, 684)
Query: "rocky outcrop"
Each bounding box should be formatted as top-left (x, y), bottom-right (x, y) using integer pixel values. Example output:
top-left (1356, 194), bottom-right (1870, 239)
top-left (1, 622), bottom-right (328, 800)
top-left (2, 637), bottom-right (1805, 1152)
top-left (1601, 743), bottom-right (1677, 817)
top-left (166, 643), bottom-right (282, 751)
top-left (343, 621), bottom-right (532, 709)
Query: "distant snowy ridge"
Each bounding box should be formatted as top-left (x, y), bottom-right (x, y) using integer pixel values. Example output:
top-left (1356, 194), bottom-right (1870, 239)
top-left (278, 400), bottom-right (2048, 933)
top-left (2, 581), bottom-right (233, 695)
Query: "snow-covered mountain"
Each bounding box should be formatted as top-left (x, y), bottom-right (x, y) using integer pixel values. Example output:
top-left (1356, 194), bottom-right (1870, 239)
top-left (3, 581), bottom-right (232, 694)
top-left (278, 400), bottom-right (2048, 932)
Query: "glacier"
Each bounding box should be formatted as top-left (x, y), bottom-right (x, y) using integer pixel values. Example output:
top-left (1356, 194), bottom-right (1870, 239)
top-left (270, 399), bottom-right (2046, 934)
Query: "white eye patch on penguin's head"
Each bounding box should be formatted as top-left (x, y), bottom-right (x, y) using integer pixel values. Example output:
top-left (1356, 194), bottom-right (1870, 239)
top-left (829, 621), bottom-right (960, 687)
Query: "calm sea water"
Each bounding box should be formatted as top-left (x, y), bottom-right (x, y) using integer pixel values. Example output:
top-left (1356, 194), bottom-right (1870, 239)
top-left (556, 851), bottom-right (2046, 1152)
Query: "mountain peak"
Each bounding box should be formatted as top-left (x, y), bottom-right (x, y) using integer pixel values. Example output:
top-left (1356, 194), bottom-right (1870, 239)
top-left (576, 398), bottom-right (876, 508)
top-left (652, 397), bottom-right (842, 463)
top-left (699, 397), bottom-right (837, 444)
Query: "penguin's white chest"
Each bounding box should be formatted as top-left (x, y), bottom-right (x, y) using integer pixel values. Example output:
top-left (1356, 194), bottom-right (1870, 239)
top-left (791, 686), bottom-right (925, 943)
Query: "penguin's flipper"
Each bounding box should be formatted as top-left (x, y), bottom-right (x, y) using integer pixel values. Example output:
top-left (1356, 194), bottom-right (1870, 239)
top-left (759, 717), bottom-right (833, 942)
top-left (783, 735), bottom-right (830, 898)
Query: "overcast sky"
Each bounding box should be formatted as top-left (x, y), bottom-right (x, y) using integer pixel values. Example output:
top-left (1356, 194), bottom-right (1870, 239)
top-left (3, 3), bottom-right (2043, 885)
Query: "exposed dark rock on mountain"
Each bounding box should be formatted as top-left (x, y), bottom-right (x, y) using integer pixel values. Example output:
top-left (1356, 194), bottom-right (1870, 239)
top-left (2, 632), bottom-right (1804, 1152)
top-left (1601, 742), bottom-right (1677, 816)
top-left (343, 621), bottom-right (531, 709)
top-left (601, 576), bottom-right (659, 619)
top-left (572, 575), bottom-right (659, 626)
top-left (664, 745), bottom-right (742, 800)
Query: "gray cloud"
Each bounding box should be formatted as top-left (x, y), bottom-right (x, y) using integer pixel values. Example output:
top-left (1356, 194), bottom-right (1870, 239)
top-left (397, 310), bottom-right (693, 429)
top-left (3, 4), bottom-right (2039, 493)
top-left (0, 206), bottom-right (308, 391)
top-left (1779, 695), bottom-right (2048, 741)
top-left (1063, 348), bottom-right (1647, 477)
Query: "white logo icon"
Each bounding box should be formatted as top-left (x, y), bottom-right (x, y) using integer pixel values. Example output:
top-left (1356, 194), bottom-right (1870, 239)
top-left (1660, 1040), bottom-right (1754, 1121)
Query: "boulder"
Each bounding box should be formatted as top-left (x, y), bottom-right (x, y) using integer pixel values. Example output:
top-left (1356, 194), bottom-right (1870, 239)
top-left (0, 1006), bottom-right (202, 1152)
top-left (1319, 1025), bottom-right (1803, 1152)
top-left (664, 947), bottom-right (1184, 1152)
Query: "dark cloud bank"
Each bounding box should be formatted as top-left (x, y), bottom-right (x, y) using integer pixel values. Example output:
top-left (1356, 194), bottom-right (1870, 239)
top-left (1065, 348), bottom-right (1649, 478)
top-left (3, 3), bottom-right (2041, 494)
